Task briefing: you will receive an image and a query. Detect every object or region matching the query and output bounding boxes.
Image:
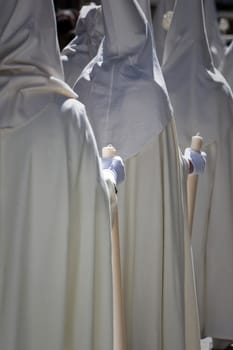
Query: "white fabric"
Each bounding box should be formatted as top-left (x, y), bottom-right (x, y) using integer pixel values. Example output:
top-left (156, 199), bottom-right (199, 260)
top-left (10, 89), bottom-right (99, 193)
top-left (61, 3), bottom-right (104, 88)
top-left (74, 0), bottom-right (171, 160)
top-left (0, 0), bottom-right (77, 129)
top-left (117, 120), bottom-right (199, 350)
top-left (75, 0), bottom-right (201, 348)
top-left (0, 0), bottom-right (114, 349)
top-left (134, 0), bottom-right (153, 27)
top-left (204, 0), bottom-right (225, 69)
top-left (136, 0), bottom-right (171, 96)
top-left (162, 0), bottom-right (233, 339)
top-left (221, 40), bottom-right (233, 91)
top-left (152, 0), bottom-right (175, 64)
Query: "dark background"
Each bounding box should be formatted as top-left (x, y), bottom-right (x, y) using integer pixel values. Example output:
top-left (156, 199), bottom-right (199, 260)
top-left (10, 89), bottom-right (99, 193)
top-left (53, 0), bottom-right (233, 47)
top-left (53, 0), bottom-right (233, 11)
top-left (54, 0), bottom-right (100, 11)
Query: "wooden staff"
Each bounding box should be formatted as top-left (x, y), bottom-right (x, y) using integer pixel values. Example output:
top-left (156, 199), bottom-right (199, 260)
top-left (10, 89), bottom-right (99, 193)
top-left (102, 145), bottom-right (126, 350)
top-left (185, 135), bottom-right (203, 350)
top-left (187, 134), bottom-right (203, 237)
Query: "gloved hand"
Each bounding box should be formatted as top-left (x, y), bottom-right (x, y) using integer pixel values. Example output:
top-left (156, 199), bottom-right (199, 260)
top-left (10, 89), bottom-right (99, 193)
top-left (101, 156), bottom-right (125, 188)
top-left (101, 156), bottom-right (125, 223)
top-left (184, 147), bottom-right (207, 175)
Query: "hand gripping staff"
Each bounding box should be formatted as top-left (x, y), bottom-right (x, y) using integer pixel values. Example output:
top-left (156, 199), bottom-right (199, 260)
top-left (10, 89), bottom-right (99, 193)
top-left (186, 134), bottom-right (205, 237)
top-left (101, 145), bottom-right (126, 350)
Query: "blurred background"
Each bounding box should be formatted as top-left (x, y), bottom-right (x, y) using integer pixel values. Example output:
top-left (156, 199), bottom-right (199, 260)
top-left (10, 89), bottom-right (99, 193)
top-left (53, 0), bottom-right (233, 9)
top-left (54, 0), bottom-right (233, 50)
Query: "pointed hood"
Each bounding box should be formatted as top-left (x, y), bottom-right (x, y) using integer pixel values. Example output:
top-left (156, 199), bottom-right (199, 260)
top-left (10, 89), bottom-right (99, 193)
top-left (0, 0), bottom-right (76, 128)
top-left (102, 0), bottom-right (148, 59)
top-left (0, 0), bottom-right (62, 79)
top-left (162, 0), bottom-right (233, 145)
top-left (204, 0), bottom-right (224, 68)
top-left (136, 0), bottom-right (171, 90)
top-left (75, 3), bottom-right (103, 58)
top-left (61, 3), bottom-right (104, 87)
top-left (152, 0), bottom-right (175, 64)
top-left (163, 0), bottom-right (213, 70)
top-left (74, 0), bottom-right (172, 159)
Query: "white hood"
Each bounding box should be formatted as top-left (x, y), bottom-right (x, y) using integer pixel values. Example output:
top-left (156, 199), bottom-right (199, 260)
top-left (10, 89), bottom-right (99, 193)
top-left (163, 0), bottom-right (213, 69)
top-left (61, 3), bottom-right (104, 87)
top-left (162, 0), bottom-right (233, 145)
top-left (0, 0), bottom-right (76, 129)
top-left (102, 0), bottom-right (148, 59)
top-left (204, 0), bottom-right (224, 68)
top-left (74, 0), bottom-right (172, 159)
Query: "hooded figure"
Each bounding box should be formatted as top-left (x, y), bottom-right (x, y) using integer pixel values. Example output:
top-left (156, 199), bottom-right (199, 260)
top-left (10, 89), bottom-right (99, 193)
top-left (204, 0), bottom-right (225, 69)
top-left (152, 0), bottom-right (175, 64)
top-left (61, 3), bottom-right (104, 88)
top-left (74, 0), bottom-right (201, 349)
top-left (0, 0), bottom-right (114, 349)
top-left (162, 0), bottom-right (233, 345)
top-left (74, 0), bottom-right (171, 160)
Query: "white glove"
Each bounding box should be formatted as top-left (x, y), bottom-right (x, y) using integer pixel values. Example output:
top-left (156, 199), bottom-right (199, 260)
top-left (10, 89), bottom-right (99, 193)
top-left (101, 156), bottom-right (125, 223)
top-left (101, 156), bottom-right (125, 188)
top-left (184, 147), bottom-right (207, 175)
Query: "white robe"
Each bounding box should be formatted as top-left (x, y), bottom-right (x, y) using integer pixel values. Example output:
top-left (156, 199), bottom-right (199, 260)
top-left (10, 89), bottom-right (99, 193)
top-left (117, 119), bottom-right (200, 350)
top-left (74, 0), bottom-right (201, 348)
top-left (162, 0), bottom-right (233, 340)
top-left (0, 95), bottom-right (113, 350)
top-left (0, 0), bottom-right (114, 349)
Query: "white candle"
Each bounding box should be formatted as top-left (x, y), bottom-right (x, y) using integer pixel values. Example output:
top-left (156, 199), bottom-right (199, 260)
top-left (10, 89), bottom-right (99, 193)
top-left (191, 133), bottom-right (203, 152)
top-left (102, 144), bottom-right (117, 158)
top-left (162, 11), bottom-right (174, 32)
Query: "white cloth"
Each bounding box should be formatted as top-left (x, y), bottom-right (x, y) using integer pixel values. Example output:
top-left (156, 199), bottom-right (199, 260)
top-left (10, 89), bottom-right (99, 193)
top-left (134, 0), bottom-right (153, 27)
top-left (152, 0), bottom-right (175, 64)
top-left (117, 119), bottom-right (199, 350)
top-left (0, 0), bottom-right (113, 349)
top-left (204, 0), bottom-right (225, 69)
top-left (61, 3), bottom-right (104, 88)
top-left (221, 40), bottom-right (233, 91)
top-left (162, 0), bottom-right (233, 340)
top-left (74, 0), bottom-right (201, 348)
top-left (74, 0), bottom-right (171, 160)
